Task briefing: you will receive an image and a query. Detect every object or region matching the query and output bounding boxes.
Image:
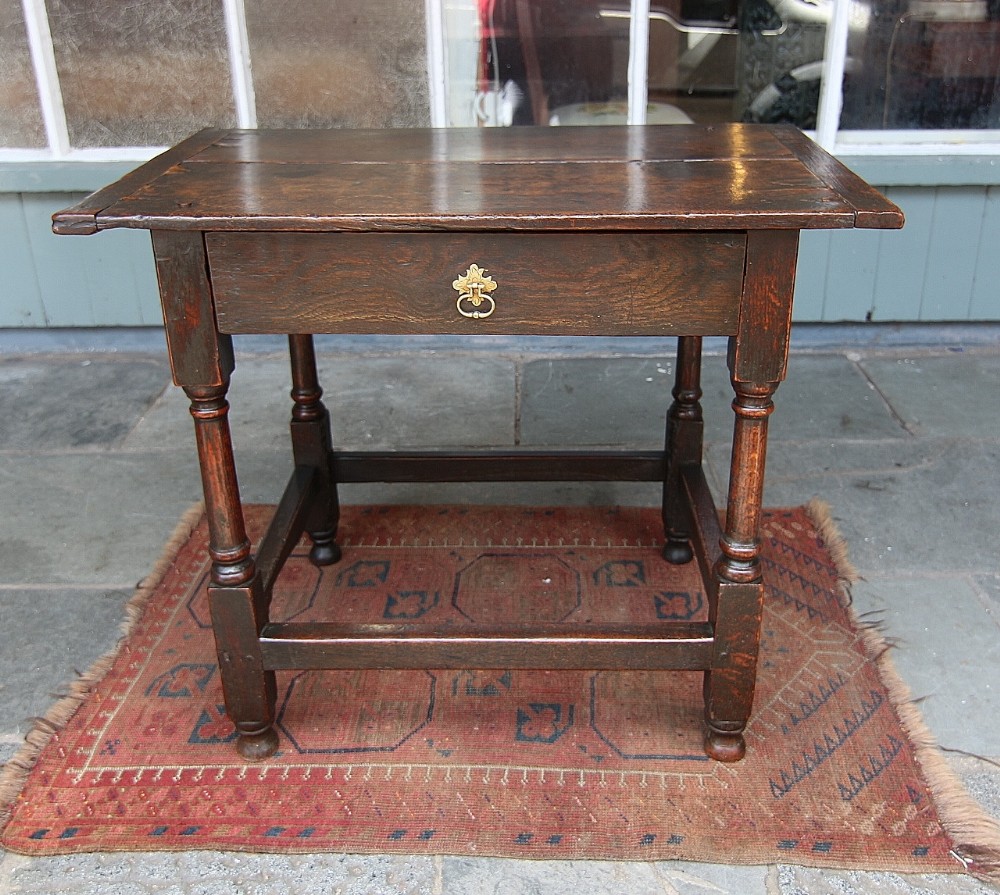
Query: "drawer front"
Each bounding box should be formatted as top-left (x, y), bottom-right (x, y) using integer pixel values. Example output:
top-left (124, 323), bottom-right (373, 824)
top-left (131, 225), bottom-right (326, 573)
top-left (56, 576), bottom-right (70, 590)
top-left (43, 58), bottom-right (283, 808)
top-left (207, 232), bottom-right (744, 337)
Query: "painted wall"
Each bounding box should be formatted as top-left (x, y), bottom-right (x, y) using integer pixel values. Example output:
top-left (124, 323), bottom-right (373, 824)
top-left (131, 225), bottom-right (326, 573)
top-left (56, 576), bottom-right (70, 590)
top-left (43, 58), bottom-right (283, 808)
top-left (795, 183), bottom-right (1000, 322)
top-left (0, 190), bottom-right (160, 327)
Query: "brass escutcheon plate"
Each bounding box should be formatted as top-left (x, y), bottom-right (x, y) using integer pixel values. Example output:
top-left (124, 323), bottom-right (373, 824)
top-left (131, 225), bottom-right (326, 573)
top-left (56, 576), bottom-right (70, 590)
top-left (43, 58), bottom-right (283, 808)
top-left (453, 264), bottom-right (497, 319)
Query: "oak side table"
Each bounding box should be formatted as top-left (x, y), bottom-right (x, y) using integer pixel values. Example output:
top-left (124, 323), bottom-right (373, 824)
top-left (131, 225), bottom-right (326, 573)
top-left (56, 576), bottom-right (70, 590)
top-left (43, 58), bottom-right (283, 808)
top-left (54, 125), bottom-right (903, 762)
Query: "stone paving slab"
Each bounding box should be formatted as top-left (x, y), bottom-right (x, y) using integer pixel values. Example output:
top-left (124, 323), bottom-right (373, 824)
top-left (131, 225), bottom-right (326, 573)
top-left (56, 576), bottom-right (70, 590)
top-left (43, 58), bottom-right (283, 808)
top-left (777, 866), bottom-right (999, 894)
top-left (0, 358), bottom-right (170, 452)
top-left (858, 353), bottom-right (1000, 439)
top-left (0, 588), bottom-right (129, 737)
top-left (126, 354), bottom-right (518, 455)
top-left (703, 353), bottom-right (909, 445)
top-left (851, 575), bottom-right (1000, 758)
top-left (0, 452), bottom-right (203, 587)
top-left (518, 354), bottom-right (908, 449)
top-left (711, 438), bottom-right (1000, 576)
top-left (0, 852), bottom-right (438, 895)
top-left (2, 851), bottom-right (995, 894)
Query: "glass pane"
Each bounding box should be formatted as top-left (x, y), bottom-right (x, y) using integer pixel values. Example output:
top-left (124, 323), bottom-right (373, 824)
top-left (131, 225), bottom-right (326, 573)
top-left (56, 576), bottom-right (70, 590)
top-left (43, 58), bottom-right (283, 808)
top-left (442, 0), bottom-right (832, 127)
top-left (246, 0), bottom-right (429, 129)
top-left (48, 0), bottom-right (235, 148)
top-left (444, 0), bottom-right (633, 127)
top-left (0, 0), bottom-right (46, 148)
top-left (730, 0), bottom-right (831, 127)
top-left (840, 1), bottom-right (1000, 130)
top-left (651, 0), bottom-right (830, 127)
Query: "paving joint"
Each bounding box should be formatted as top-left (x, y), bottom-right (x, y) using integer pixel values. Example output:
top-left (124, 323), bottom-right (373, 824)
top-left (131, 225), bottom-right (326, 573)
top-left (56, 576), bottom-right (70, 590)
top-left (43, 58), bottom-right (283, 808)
top-left (854, 358), bottom-right (919, 436)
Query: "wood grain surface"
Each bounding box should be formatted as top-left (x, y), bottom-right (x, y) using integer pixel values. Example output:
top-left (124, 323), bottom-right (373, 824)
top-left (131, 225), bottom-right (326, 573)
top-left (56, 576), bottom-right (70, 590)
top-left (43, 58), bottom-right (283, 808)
top-left (207, 231), bottom-right (745, 336)
top-left (53, 125), bottom-right (904, 235)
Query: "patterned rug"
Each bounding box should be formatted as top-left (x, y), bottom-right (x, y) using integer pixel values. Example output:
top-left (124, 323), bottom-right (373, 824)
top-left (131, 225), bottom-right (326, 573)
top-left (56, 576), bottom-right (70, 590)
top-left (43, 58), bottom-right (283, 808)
top-left (2, 503), bottom-right (998, 881)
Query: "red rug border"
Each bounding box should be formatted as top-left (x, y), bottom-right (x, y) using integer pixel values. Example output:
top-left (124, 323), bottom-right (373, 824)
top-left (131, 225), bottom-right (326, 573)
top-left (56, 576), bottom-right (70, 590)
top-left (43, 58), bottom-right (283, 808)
top-left (1, 500), bottom-right (998, 883)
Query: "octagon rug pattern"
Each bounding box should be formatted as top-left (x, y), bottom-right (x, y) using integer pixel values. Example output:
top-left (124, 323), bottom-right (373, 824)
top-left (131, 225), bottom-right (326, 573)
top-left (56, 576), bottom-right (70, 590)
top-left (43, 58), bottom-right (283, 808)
top-left (1, 503), bottom-right (998, 881)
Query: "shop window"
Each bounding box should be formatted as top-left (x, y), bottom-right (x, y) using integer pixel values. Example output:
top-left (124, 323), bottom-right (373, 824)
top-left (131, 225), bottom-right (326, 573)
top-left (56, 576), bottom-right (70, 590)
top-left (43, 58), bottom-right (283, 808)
top-left (0, 0), bottom-right (46, 148)
top-left (445, 0), bottom-right (834, 128)
top-left (46, 0), bottom-right (235, 147)
top-left (1, 0), bottom-right (997, 158)
top-left (244, 0), bottom-right (428, 129)
top-left (440, 0), bottom-right (1000, 140)
top-left (840, 0), bottom-right (1000, 130)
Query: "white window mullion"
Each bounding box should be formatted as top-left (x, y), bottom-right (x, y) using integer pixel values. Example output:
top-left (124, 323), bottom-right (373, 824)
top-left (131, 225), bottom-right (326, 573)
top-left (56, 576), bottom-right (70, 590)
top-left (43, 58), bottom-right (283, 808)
top-left (627, 0), bottom-right (651, 125)
top-left (426, 0), bottom-right (449, 127)
top-left (222, 0), bottom-right (257, 128)
top-left (22, 0), bottom-right (69, 157)
top-left (815, 0), bottom-right (851, 149)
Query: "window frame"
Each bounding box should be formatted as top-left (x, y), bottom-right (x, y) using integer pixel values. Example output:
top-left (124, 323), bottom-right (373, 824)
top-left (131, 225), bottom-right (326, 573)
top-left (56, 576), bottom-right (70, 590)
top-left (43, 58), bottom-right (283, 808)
top-left (1, 0), bottom-right (998, 167)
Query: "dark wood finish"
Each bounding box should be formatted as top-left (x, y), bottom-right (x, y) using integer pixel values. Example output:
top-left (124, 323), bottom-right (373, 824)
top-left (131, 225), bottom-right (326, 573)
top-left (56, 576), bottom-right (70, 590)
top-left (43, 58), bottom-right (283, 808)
top-left (151, 232), bottom-right (234, 388)
top-left (728, 229), bottom-right (799, 384)
top-left (255, 465), bottom-right (318, 596)
top-left (183, 379), bottom-right (277, 761)
top-left (51, 129), bottom-right (228, 235)
top-left (288, 334), bottom-right (341, 566)
top-left (259, 622), bottom-right (715, 671)
top-left (52, 125), bottom-right (904, 234)
top-left (681, 464), bottom-right (724, 598)
top-left (173, 123), bottom-right (837, 165)
top-left (207, 232), bottom-right (744, 337)
top-left (52, 125), bottom-right (902, 764)
top-left (770, 128), bottom-right (906, 230)
top-left (662, 336), bottom-right (703, 564)
top-left (515, 0), bottom-right (549, 126)
top-left (331, 450), bottom-right (667, 483)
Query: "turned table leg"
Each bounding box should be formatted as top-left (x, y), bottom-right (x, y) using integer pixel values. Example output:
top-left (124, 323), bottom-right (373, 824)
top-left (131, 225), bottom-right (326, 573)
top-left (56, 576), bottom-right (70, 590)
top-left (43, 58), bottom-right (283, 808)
top-left (703, 379), bottom-right (776, 762)
top-left (288, 334), bottom-right (341, 566)
top-left (151, 230), bottom-right (280, 761)
top-left (186, 383), bottom-right (279, 760)
top-left (702, 228), bottom-right (797, 761)
top-left (662, 335), bottom-right (704, 564)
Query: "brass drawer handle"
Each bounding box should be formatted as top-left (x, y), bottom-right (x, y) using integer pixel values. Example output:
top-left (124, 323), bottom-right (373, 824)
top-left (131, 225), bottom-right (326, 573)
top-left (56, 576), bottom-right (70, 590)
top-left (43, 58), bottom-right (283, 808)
top-left (453, 264), bottom-right (497, 319)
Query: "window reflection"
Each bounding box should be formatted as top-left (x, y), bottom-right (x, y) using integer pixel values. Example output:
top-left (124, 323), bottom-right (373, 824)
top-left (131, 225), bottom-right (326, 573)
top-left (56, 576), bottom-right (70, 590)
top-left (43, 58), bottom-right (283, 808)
top-left (0, 0), bottom-right (45, 148)
top-left (245, 0), bottom-right (429, 129)
top-left (454, 0), bottom-right (833, 126)
top-left (47, 0), bottom-right (235, 147)
top-left (841, 0), bottom-right (1000, 129)
top-left (449, 0), bottom-right (999, 131)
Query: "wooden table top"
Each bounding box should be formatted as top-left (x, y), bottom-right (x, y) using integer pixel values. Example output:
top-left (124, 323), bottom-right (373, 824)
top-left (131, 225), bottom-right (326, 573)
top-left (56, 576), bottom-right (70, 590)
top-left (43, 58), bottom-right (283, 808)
top-left (53, 124), bottom-right (903, 236)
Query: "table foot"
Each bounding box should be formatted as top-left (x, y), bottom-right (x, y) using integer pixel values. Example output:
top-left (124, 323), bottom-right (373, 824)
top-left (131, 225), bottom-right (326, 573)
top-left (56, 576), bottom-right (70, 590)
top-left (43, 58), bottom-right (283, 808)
top-left (662, 537), bottom-right (693, 564)
top-left (236, 726), bottom-right (280, 761)
top-left (704, 727), bottom-right (746, 762)
top-left (309, 534), bottom-right (342, 567)
top-left (662, 336), bottom-right (703, 568)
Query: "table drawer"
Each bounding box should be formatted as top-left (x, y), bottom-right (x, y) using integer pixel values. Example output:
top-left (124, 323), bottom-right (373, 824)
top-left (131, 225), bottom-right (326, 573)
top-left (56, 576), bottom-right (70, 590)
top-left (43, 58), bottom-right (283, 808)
top-left (207, 232), bottom-right (745, 337)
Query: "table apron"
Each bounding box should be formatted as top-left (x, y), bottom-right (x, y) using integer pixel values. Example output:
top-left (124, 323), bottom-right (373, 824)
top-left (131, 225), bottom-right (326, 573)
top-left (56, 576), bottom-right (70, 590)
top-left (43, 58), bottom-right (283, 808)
top-left (206, 231), bottom-right (745, 337)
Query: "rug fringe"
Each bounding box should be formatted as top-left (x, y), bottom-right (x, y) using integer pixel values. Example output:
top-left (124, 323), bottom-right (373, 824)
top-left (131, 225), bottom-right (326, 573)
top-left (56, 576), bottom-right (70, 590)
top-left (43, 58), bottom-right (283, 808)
top-left (0, 503), bottom-right (206, 828)
top-left (805, 499), bottom-right (1000, 884)
top-left (804, 497), bottom-right (859, 585)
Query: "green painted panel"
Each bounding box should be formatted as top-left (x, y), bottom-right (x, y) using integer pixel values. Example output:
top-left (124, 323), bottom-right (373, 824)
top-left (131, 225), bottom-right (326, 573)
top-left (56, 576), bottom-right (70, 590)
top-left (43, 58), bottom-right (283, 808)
top-left (847, 155), bottom-right (1000, 187)
top-left (0, 195), bottom-right (46, 326)
top-left (921, 188), bottom-right (985, 320)
top-left (22, 192), bottom-right (96, 326)
top-left (969, 186), bottom-right (1000, 320)
top-left (0, 161), bottom-right (143, 193)
top-left (822, 228), bottom-right (881, 321)
top-left (20, 192), bottom-right (158, 327)
top-left (792, 231), bottom-right (830, 322)
top-left (871, 187), bottom-right (935, 322)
